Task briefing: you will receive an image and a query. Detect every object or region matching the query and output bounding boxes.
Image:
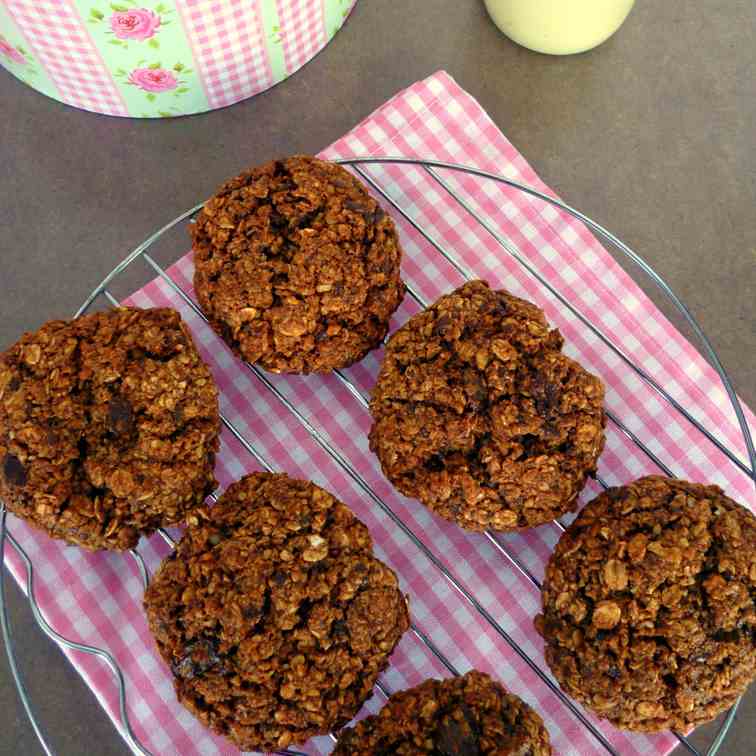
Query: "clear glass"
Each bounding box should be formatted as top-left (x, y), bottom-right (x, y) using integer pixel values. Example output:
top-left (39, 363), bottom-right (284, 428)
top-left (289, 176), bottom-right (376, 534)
top-left (484, 0), bottom-right (636, 55)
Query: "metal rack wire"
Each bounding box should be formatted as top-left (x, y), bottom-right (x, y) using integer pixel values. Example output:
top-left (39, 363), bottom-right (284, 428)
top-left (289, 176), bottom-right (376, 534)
top-left (1, 158), bottom-right (753, 756)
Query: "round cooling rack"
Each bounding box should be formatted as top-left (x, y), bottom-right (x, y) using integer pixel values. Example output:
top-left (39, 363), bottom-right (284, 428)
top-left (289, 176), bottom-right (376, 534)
top-left (2, 157), bottom-right (754, 756)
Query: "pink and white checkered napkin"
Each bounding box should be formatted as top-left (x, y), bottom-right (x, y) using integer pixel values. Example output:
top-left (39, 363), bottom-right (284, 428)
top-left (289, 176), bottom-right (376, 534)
top-left (4, 71), bottom-right (754, 756)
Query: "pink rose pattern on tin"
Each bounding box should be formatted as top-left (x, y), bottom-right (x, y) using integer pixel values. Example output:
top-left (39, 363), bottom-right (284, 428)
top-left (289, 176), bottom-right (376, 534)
top-left (1, 0), bottom-right (355, 117)
top-left (0, 37), bottom-right (25, 64)
top-left (109, 8), bottom-right (161, 41)
top-left (127, 66), bottom-right (177, 92)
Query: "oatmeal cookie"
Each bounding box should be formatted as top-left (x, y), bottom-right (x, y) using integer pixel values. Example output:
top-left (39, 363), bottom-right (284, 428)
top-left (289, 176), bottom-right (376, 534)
top-left (192, 155), bottom-right (404, 373)
top-left (144, 472), bottom-right (409, 751)
top-left (0, 308), bottom-right (219, 551)
top-left (536, 475), bottom-right (756, 732)
top-left (333, 670), bottom-right (552, 755)
top-left (368, 280), bottom-right (605, 532)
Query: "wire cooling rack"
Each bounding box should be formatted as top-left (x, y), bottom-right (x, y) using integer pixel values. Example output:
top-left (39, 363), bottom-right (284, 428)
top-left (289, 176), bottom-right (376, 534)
top-left (1, 157), bottom-right (754, 756)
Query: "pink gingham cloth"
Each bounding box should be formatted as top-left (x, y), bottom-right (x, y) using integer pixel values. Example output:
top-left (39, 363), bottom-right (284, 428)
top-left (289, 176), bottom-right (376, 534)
top-left (3, 71), bottom-right (754, 755)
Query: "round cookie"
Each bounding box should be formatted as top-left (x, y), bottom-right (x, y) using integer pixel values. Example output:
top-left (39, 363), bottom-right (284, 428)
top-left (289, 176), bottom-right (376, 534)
top-left (368, 280), bottom-right (605, 532)
top-left (0, 308), bottom-right (219, 551)
top-left (143, 472), bottom-right (409, 752)
top-left (536, 475), bottom-right (756, 732)
top-left (333, 670), bottom-right (552, 755)
top-left (192, 155), bottom-right (405, 374)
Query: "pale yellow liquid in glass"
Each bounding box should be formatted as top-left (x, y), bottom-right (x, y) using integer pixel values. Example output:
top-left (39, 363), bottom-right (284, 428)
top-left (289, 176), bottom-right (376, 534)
top-left (484, 0), bottom-right (636, 55)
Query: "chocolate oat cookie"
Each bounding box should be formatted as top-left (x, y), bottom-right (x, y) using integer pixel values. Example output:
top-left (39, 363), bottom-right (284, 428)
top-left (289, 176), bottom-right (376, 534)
top-left (536, 476), bottom-right (756, 732)
top-left (144, 472), bottom-right (409, 751)
top-left (333, 670), bottom-right (552, 755)
top-left (0, 308), bottom-right (219, 551)
top-left (368, 280), bottom-right (605, 532)
top-left (192, 155), bottom-right (404, 373)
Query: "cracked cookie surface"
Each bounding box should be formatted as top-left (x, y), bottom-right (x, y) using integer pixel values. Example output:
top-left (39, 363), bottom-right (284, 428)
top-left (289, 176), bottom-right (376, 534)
top-left (192, 155), bottom-right (404, 373)
top-left (333, 670), bottom-right (552, 755)
top-left (144, 472), bottom-right (409, 751)
top-left (536, 475), bottom-right (756, 731)
top-left (369, 280), bottom-right (605, 531)
top-left (0, 307), bottom-right (219, 551)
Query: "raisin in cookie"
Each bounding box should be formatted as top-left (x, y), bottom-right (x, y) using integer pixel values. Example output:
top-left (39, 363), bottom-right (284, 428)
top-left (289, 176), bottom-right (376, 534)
top-left (0, 308), bottom-right (219, 551)
top-left (192, 155), bottom-right (404, 373)
top-left (369, 280), bottom-right (605, 532)
top-left (144, 472), bottom-right (409, 751)
top-left (334, 670), bottom-right (552, 755)
top-left (536, 476), bottom-right (756, 731)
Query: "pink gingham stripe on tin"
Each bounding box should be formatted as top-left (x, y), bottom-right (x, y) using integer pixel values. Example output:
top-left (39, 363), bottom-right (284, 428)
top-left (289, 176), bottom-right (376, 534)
top-left (4, 0), bottom-right (127, 115)
top-left (275, 0), bottom-right (326, 75)
top-left (3, 71), bottom-right (754, 755)
top-left (175, 0), bottom-right (274, 110)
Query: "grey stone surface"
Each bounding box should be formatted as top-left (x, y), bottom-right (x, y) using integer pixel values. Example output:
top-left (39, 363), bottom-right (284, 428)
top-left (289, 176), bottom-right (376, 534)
top-left (0, 1), bottom-right (753, 754)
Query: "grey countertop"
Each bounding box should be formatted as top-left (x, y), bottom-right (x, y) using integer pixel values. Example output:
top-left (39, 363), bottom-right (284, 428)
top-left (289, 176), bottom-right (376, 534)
top-left (1, 1), bottom-right (754, 754)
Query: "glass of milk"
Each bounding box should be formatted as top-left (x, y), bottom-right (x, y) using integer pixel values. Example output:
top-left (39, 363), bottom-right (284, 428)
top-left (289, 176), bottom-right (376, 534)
top-left (484, 0), bottom-right (636, 55)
